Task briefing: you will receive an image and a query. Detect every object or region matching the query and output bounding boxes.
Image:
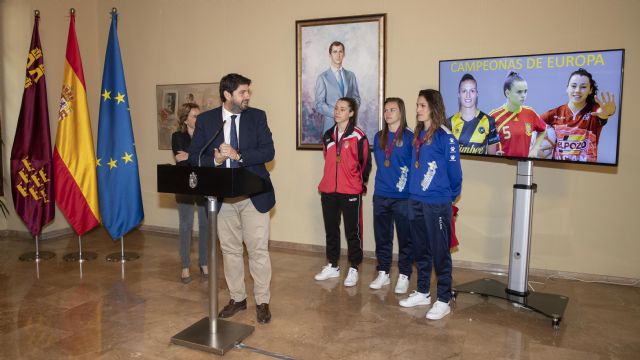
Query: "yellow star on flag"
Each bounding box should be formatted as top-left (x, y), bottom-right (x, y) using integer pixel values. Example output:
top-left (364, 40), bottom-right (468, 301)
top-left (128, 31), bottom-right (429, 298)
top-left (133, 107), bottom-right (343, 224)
top-left (122, 152), bottom-right (133, 164)
top-left (101, 89), bottom-right (111, 101)
top-left (108, 158), bottom-right (118, 169)
top-left (115, 92), bottom-right (126, 104)
top-left (96, 158), bottom-right (102, 167)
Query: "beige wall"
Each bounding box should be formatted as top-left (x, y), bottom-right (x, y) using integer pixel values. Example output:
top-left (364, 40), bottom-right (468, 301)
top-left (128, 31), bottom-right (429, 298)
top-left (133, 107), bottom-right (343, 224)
top-left (2, 0), bottom-right (638, 279)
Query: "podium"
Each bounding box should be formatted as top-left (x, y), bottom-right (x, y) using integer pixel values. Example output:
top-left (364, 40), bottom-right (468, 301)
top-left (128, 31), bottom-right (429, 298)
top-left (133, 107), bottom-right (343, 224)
top-left (157, 164), bottom-right (269, 355)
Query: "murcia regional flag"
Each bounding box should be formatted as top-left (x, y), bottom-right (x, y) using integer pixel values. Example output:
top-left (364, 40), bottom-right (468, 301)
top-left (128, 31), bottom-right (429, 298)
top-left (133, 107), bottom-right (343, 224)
top-left (10, 13), bottom-right (55, 236)
top-left (53, 13), bottom-right (101, 235)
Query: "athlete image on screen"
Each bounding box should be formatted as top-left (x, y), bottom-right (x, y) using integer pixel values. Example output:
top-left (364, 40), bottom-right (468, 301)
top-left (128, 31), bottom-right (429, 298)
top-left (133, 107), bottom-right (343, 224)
top-left (448, 74), bottom-right (500, 155)
top-left (540, 68), bottom-right (617, 162)
top-left (489, 72), bottom-right (554, 158)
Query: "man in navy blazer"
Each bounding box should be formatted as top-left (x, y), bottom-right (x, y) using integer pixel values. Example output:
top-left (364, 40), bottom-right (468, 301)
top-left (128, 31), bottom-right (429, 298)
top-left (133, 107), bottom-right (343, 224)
top-left (188, 73), bottom-right (275, 324)
top-left (315, 41), bottom-right (361, 133)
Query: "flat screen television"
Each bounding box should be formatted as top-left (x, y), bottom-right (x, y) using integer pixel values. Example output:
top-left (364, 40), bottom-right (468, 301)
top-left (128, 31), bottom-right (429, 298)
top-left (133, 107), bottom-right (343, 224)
top-left (439, 49), bottom-right (624, 166)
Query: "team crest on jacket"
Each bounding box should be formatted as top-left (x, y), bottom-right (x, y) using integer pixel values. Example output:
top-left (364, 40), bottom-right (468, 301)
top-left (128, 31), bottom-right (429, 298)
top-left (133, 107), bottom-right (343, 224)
top-left (525, 123), bottom-right (532, 136)
top-left (189, 171), bottom-right (198, 189)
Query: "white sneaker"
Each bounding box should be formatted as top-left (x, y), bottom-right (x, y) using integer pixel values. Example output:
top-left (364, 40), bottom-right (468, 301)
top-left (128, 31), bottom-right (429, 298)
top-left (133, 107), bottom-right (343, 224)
top-left (369, 271), bottom-right (390, 289)
top-left (426, 300), bottom-right (451, 320)
top-left (394, 274), bottom-right (410, 294)
top-left (343, 267), bottom-right (359, 287)
top-left (314, 263), bottom-right (340, 281)
top-left (399, 291), bottom-right (431, 308)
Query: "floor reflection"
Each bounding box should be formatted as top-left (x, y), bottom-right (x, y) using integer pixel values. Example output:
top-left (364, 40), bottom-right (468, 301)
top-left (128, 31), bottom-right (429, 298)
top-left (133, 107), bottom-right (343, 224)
top-left (1, 229), bottom-right (639, 359)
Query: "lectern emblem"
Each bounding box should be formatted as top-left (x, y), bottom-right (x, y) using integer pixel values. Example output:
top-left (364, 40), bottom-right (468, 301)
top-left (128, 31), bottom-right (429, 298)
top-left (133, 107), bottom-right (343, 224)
top-left (189, 172), bottom-right (198, 189)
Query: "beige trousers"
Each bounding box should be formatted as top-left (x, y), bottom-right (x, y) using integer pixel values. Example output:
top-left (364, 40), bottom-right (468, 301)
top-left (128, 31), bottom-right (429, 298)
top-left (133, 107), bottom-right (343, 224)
top-left (217, 197), bottom-right (271, 304)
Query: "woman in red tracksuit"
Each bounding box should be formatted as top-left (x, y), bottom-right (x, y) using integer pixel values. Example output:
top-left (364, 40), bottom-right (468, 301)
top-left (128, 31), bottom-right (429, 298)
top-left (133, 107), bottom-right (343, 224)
top-left (314, 97), bottom-right (371, 287)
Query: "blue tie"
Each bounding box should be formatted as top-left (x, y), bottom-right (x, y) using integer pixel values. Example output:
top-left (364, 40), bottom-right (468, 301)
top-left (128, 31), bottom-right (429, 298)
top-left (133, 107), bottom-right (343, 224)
top-left (229, 115), bottom-right (239, 168)
top-left (337, 69), bottom-right (345, 96)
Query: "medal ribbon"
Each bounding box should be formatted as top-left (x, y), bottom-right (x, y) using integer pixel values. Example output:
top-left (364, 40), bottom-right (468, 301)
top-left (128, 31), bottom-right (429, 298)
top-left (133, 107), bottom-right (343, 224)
top-left (384, 131), bottom-right (398, 167)
top-left (335, 126), bottom-right (345, 163)
top-left (414, 131), bottom-right (428, 168)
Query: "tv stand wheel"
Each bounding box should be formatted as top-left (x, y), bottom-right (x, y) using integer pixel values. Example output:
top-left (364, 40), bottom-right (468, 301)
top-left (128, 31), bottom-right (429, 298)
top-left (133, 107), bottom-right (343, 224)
top-left (552, 318), bottom-right (561, 330)
top-left (451, 290), bottom-right (457, 302)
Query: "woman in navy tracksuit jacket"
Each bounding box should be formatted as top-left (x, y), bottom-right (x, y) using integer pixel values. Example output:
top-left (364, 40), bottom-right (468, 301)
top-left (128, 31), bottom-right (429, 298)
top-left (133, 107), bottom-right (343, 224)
top-left (315, 97), bottom-right (372, 287)
top-left (369, 97), bottom-right (414, 293)
top-left (399, 89), bottom-right (462, 320)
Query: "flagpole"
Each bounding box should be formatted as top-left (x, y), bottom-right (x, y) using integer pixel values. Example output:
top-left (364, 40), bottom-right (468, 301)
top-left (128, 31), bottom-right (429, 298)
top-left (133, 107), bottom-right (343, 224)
top-left (106, 236), bottom-right (140, 262)
top-left (19, 234), bottom-right (55, 262)
top-left (63, 235), bottom-right (97, 262)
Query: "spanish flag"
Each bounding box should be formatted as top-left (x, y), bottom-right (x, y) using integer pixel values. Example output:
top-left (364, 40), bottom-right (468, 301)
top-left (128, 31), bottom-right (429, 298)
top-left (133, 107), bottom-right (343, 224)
top-left (53, 12), bottom-right (100, 235)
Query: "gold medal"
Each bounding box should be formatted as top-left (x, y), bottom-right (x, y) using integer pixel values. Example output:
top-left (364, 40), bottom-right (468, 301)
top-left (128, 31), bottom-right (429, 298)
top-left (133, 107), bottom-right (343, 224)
top-left (415, 161), bottom-right (419, 168)
top-left (384, 159), bottom-right (390, 167)
top-left (336, 155), bottom-right (341, 163)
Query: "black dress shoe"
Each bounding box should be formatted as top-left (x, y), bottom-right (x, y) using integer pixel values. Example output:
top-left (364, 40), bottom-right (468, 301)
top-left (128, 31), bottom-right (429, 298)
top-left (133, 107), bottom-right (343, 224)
top-left (256, 303), bottom-right (271, 324)
top-left (218, 299), bottom-right (247, 318)
top-left (181, 269), bottom-right (192, 284)
top-left (200, 266), bottom-right (209, 279)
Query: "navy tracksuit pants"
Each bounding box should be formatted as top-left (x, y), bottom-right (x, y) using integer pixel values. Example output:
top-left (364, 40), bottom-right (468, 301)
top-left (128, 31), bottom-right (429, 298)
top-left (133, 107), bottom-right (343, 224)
top-left (373, 195), bottom-right (413, 276)
top-left (408, 200), bottom-right (452, 302)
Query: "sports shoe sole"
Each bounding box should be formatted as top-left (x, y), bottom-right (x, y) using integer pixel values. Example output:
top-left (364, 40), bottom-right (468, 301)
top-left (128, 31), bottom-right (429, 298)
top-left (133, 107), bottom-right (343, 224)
top-left (399, 297), bottom-right (431, 308)
top-left (344, 279), bottom-right (358, 287)
top-left (369, 279), bottom-right (390, 289)
top-left (315, 272), bottom-right (340, 281)
top-left (314, 275), bottom-right (340, 281)
top-left (426, 307), bottom-right (451, 320)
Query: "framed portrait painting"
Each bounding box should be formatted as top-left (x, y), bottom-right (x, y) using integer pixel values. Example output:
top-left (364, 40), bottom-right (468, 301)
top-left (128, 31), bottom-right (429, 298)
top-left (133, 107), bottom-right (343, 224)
top-left (156, 83), bottom-right (220, 150)
top-left (296, 14), bottom-right (386, 150)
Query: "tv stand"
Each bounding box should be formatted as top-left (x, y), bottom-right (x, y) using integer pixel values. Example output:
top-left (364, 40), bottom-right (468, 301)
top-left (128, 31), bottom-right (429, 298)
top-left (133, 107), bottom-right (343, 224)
top-left (453, 161), bottom-right (568, 329)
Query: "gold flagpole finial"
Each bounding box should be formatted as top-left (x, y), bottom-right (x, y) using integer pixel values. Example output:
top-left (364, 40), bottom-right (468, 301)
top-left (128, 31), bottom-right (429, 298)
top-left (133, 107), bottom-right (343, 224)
top-left (34, 10), bottom-right (40, 17)
top-left (70, 8), bottom-right (75, 15)
top-left (111, 8), bottom-right (117, 14)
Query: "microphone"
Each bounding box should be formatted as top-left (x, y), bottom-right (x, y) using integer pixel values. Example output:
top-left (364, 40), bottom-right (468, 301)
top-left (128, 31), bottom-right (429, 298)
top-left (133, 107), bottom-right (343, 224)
top-left (198, 120), bottom-right (226, 167)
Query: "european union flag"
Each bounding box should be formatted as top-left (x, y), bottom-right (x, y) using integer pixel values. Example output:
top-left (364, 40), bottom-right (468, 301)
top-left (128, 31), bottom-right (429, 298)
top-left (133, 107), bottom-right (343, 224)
top-left (97, 12), bottom-right (144, 239)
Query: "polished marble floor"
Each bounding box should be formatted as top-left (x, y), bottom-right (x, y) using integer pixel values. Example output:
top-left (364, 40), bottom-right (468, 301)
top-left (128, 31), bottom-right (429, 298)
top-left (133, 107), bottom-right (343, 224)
top-left (1, 229), bottom-right (639, 359)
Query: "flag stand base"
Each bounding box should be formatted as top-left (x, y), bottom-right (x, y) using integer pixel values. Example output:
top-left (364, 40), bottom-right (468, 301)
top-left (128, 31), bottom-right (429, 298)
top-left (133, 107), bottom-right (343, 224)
top-left (106, 252), bottom-right (139, 262)
top-left (19, 251), bottom-right (55, 262)
top-left (171, 317), bottom-right (254, 355)
top-left (63, 251), bottom-right (98, 262)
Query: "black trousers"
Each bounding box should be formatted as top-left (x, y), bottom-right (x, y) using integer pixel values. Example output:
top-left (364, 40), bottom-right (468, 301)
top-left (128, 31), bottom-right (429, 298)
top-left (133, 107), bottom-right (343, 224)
top-left (321, 192), bottom-right (363, 269)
